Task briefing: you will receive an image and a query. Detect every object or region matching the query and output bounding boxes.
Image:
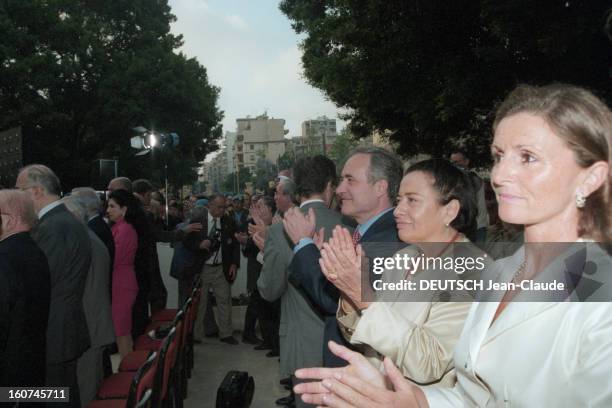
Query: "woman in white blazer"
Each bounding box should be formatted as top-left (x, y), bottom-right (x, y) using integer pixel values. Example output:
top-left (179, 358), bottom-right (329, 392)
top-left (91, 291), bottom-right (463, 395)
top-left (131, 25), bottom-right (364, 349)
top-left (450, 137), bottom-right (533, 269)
top-left (293, 83), bottom-right (612, 407)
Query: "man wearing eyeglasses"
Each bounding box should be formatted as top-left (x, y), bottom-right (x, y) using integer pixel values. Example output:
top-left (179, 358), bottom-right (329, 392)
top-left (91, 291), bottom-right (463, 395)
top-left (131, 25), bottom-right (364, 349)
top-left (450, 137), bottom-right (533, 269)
top-left (191, 194), bottom-right (241, 345)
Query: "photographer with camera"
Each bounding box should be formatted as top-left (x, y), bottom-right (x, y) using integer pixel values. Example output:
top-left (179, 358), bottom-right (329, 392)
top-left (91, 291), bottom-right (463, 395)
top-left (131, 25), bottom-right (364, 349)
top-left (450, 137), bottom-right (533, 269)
top-left (191, 194), bottom-right (241, 345)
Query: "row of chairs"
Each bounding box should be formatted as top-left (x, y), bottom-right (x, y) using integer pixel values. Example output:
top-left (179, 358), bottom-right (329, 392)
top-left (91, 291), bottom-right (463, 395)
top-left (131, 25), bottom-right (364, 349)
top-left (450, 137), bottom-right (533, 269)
top-left (88, 276), bottom-right (203, 408)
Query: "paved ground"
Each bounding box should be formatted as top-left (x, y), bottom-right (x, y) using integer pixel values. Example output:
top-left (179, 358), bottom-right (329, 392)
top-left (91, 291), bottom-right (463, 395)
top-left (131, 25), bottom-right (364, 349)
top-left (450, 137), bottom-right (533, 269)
top-left (185, 330), bottom-right (289, 408)
top-left (131, 245), bottom-right (289, 407)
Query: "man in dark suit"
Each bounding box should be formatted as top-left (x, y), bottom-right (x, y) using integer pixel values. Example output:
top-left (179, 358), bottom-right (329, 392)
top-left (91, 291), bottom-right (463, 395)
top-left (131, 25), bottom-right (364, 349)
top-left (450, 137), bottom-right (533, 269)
top-left (16, 165), bottom-right (91, 408)
top-left (0, 189), bottom-right (51, 388)
top-left (237, 195), bottom-right (280, 352)
top-left (192, 194), bottom-right (241, 344)
top-left (284, 147), bottom-right (405, 368)
top-left (132, 179), bottom-right (202, 314)
top-left (175, 204), bottom-right (210, 304)
top-left (72, 187), bottom-right (115, 268)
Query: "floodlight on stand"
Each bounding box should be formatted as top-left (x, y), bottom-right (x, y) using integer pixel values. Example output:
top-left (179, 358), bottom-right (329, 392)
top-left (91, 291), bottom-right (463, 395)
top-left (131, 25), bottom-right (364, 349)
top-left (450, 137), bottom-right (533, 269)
top-left (143, 132), bottom-right (158, 149)
top-left (135, 149), bottom-right (151, 156)
top-left (130, 136), bottom-right (145, 149)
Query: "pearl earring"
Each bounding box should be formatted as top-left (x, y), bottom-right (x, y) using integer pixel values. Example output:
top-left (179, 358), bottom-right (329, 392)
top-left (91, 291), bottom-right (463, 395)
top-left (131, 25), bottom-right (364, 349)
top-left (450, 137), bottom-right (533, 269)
top-left (575, 192), bottom-right (586, 208)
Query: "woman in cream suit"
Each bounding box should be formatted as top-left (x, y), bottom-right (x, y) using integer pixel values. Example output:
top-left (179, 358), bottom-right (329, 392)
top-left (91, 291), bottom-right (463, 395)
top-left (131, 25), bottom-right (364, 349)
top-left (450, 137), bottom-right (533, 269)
top-left (320, 159), bottom-right (489, 387)
top-left (293, 84), bottom-right (612, 407)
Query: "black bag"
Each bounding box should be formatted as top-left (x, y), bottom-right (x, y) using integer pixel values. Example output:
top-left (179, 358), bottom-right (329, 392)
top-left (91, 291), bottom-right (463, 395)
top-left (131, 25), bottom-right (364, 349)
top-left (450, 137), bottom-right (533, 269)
top-left (215, 370), bottom-right (254, 408)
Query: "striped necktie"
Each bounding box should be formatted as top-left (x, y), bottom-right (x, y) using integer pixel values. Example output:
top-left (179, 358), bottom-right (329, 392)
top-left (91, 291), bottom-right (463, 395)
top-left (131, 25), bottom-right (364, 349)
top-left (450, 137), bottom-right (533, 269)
top-left (352, 228), bottom-right (361, 247)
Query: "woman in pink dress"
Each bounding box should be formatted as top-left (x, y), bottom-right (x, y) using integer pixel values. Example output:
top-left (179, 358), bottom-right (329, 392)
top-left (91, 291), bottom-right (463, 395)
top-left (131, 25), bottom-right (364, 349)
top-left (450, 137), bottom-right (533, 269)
top-left (107, 189), bottom-right (140, 357)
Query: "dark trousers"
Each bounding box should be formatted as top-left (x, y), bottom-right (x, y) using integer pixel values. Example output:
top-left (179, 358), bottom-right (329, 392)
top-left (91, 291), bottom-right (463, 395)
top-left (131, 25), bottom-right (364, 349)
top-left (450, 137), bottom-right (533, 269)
top-left (131, 290), bottom-right (150, 339)
top-left (178, 274), bottom-right (193, 307)
top-left (203, 291), bottom-right (220, 336)
top-left (243, 290), bottom-right (259, 338)
top-left (258, 297), bottom-right (280, 352)
top-left (46, 359), bottom-right (80, 408)
top-left (148, 260), bottom-right (168, 314)
top-left (102, 347), bottom-right (113, 377)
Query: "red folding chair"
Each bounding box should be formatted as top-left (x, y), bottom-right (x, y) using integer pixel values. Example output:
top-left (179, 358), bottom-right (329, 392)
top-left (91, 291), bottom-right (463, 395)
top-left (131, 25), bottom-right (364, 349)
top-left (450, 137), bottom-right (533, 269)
top-left (96, 327), bottom-right (175, 401)
top-left (87, 350), bottom-right (157, 408)
top-left (135, 389), bottom-right (153, 408)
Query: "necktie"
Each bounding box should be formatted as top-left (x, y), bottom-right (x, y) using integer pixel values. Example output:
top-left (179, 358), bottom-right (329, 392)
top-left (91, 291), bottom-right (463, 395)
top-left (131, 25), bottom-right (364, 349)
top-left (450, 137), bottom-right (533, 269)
top-left (352, 228), bottom-right (361, 247)
top-left (209, 218), bottom-right (218, 236)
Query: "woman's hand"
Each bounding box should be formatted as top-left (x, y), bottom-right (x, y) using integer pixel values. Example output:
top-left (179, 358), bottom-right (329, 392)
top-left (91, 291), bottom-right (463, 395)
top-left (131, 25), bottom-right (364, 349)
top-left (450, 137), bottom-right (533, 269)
top-left (314, 357), bottom-right (426, 408)
top-left (294, 341), bottom-right (388, 406)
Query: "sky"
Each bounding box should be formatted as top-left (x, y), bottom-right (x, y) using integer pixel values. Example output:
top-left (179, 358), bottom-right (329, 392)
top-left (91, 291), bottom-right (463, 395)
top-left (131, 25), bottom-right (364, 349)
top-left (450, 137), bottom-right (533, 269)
top-left (167, 0), bottom-right (345, 160)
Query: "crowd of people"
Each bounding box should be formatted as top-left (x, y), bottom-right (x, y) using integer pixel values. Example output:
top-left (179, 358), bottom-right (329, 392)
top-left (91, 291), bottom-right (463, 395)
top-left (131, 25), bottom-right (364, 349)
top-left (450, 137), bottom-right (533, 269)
top-left (284, 84), bottom-right (612, 407)
top-left (1, 82), bottom-right (611, 408)
top-left (0, 170), bottom-right (207, 406)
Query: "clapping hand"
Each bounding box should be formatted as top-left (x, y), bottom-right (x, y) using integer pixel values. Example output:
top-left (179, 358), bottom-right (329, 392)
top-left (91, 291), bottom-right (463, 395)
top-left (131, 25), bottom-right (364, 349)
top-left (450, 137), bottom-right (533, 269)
top-left (319, 226), bottom-right (368, 309)
top-left (250, 200), bottom-right (273, 226)
top-left (294, 341), bottom-right (388, 405)
top-left (248, 222), bottom-right (267, 242)
top-left (294, 341), bottom-right (424, 408)
top-left (283, 207), bottom-right (317, 245)
top-left (253, 231), bottom-right (266, 252)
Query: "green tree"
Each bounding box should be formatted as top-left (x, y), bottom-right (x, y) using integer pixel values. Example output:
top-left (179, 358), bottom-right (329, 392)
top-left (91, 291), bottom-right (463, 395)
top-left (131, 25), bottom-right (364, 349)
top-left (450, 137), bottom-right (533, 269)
top-left (223, 166), bottom-right (253, 193)
top-left (277, 152), bottom-right (295, 172)
top-left (223, 172), bottom-right (236, 193)
top-left (253, 158), bottom-right (278, 191)
top-left (280, 0), bottom-right (612, 164)
top-left (0, 0), bottom-right (222, 189)
top-left (328, 127), bottom-right (359, 170)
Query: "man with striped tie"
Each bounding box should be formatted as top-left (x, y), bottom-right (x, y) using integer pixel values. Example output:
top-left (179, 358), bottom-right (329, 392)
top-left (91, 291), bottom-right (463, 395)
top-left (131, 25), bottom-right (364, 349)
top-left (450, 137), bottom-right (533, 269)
top-left (285, 147), bottom-right (405, 369)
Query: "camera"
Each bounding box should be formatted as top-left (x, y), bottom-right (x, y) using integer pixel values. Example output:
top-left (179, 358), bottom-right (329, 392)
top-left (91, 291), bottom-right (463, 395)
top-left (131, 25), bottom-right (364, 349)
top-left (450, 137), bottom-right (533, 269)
top-left (209, 227), bottom-right (222, 253)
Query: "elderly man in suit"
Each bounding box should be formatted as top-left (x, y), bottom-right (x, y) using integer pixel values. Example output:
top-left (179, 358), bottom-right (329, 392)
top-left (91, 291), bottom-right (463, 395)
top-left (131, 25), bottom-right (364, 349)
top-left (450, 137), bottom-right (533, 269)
top-left (16, 164), bottom-right (91, 408)
top-left (283, 147), bottom-right (405, 368)
top-left (0, 189), bottom-right (51, 388)
top-left (192, 194), bottom-right (241, 345)
top-left (72, 187), bottom-right (115, 267)
top-left (62, 195), bottom-right (115, 406)
top-left (107, 176), bottom-right (132, 193)
top-left (71, 187), bottom-right (116, 378)
top-left (258, 156), bottom-right (345, 408)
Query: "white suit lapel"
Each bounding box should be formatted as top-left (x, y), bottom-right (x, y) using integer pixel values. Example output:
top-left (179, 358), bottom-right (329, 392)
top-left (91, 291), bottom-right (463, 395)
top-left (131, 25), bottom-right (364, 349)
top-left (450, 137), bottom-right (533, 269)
top-left (467, 248), bottom-right (523, 366)
top-left (483, 243), bottom-right (588, 345)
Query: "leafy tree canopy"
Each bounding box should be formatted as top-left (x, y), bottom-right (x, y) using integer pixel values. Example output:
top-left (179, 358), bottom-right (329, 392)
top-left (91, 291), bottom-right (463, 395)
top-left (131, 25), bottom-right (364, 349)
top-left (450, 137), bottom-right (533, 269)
top-left (0, 0), bottom-right (222, 189)
top-left (280, 0), bottom-right (612, 164)
top-left (223, 166), bottom-right (254, 194)
top-left (327, 127), bottom-right (360, 170)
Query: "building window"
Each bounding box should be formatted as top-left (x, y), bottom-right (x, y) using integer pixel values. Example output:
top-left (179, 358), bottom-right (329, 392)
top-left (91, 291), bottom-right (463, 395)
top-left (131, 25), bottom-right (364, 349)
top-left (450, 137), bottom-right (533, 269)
top-left (250, 154), bottom-right (255, 161)
top-left (250, 145), bottom-right (254, 150)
